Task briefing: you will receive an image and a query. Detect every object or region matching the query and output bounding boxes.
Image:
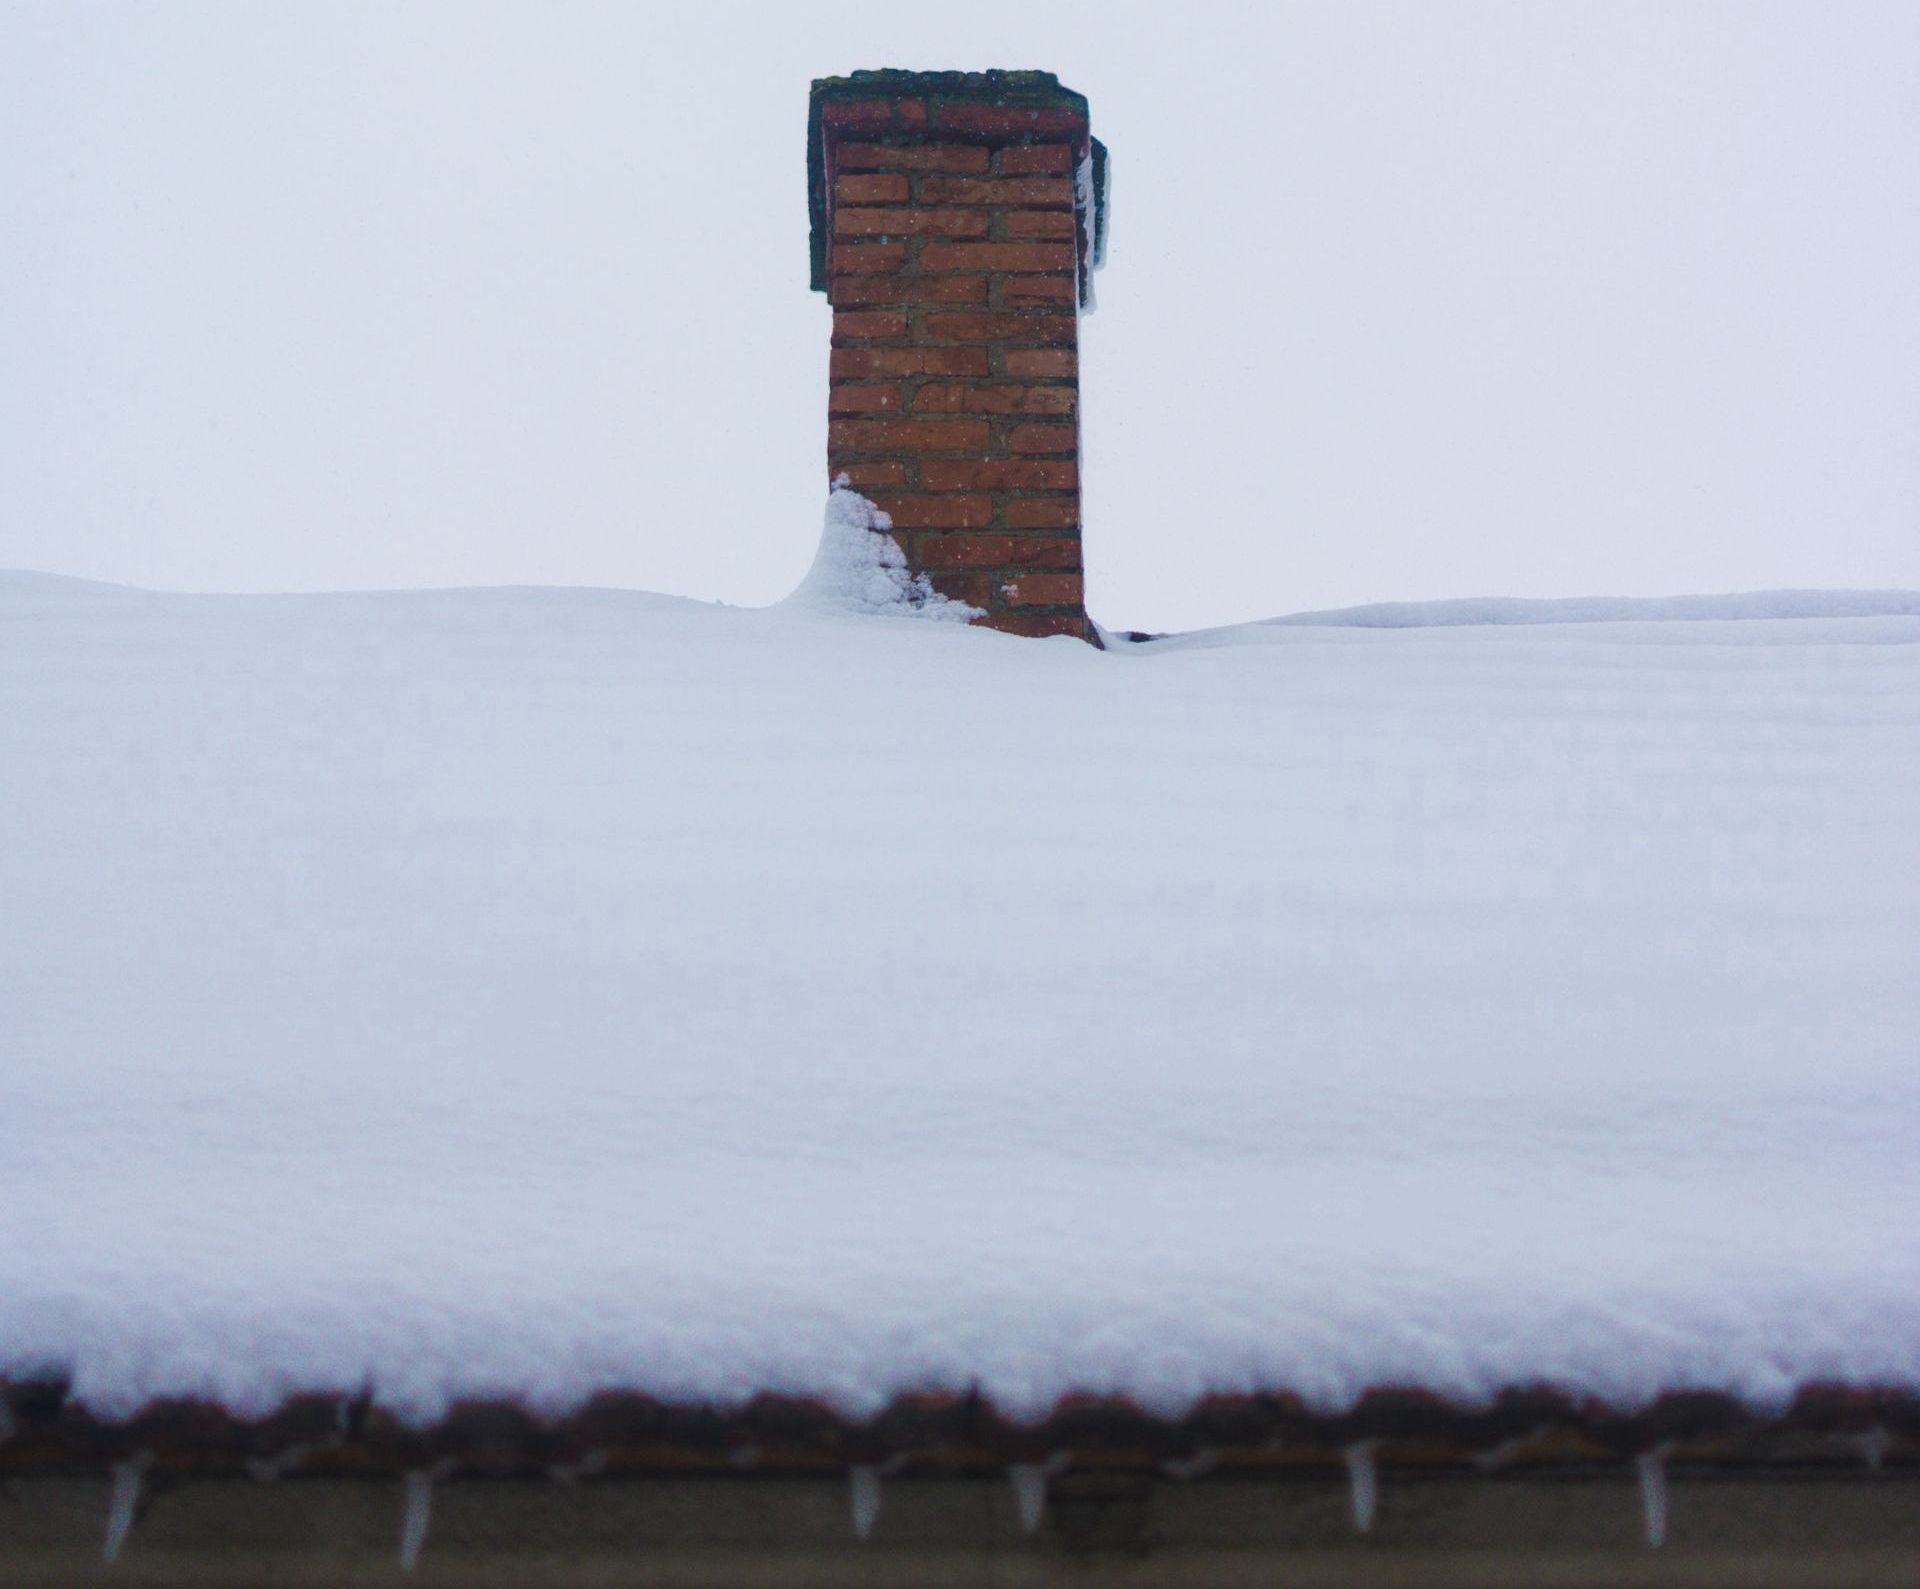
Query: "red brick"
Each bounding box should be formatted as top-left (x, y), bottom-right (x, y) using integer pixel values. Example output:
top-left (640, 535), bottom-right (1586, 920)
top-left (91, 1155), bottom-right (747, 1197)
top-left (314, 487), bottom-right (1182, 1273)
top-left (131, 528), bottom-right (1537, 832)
top-left (920, 312), bottom-right (1076, 345)
top-left (1007, 422), bottom-right (1076, 454)
top-left (829, 243), bottom-right (907, 275)
top-left (827, 383), bottom-right (903, 415)
top-left (919, 176), bottom-right (1075, 208)
top-left (1005, 210), bottom-right (1076, 240)
top-left (920, 242), bottom-right (1076, 274)
top-left (836, 142), bottom-right (989, 173)
top-left (997, 572), bottom-right (1084, 607)
top-left (1005, 348), bottom-right (1076, 378)
top-left (898, 99), bottom-right (928, 131)
top-left (867, 493), bottom-right (994, 528)
top-left (832, 460), bottom-right (908, 489)
top-left (834, 206), bottom-right (988, 238)
top-left (926, 570), bottom-right (992, 608)
top-left (915, 534), bottom-right (1083, 570)
top-left (996, 144), bottom-right (1073, 175)
top-left (830, 346), bottom-right (990, 378)
top-left (829, 418), bottom-right (990, 454)
top-left (1003, 495), bottom-right (1081, 528)
top-left (919, 459), bottom-right (1078, 491)
top-left (835, 174), bottom-right (908, 204)
top-left (984, 611), bottom-right (1090, 639)
top-left (830, 274), bottom-right (987, 307)
top-left (994, 274), bottom-right (1077, 308)
top-left (935, 103), bottom-right (1088, 140)
top-left (831, 310), bottom-right (908, 343)
top-left (913, 383), bottom-right (1076, 416)
top-left (821, 99), bottom-right (897, 132)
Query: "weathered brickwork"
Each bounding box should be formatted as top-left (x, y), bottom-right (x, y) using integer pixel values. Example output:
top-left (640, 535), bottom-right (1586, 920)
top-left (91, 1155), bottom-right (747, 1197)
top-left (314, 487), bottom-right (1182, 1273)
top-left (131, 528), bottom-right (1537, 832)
top-left (810, 72), bottom-right (1107, 643)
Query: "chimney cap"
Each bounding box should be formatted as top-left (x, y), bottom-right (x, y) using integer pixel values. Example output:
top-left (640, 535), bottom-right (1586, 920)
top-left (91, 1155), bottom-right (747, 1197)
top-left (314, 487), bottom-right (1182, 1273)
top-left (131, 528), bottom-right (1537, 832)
top-left (809, 68), bottom-right (1089, 114)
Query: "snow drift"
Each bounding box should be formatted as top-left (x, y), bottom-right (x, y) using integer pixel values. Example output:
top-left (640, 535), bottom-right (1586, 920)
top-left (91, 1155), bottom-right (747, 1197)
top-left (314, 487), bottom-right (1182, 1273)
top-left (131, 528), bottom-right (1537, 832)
top-left (781, 481), bottom-right (978, 621)
top-left (1262, 588), bottom-right (1920, 629)
top-left (1, 571), bottom-right (1916, 1422)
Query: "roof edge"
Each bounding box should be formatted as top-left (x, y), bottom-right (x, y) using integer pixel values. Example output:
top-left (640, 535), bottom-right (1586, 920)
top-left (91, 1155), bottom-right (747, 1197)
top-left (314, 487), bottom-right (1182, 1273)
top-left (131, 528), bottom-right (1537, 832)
top-left (5, 1379), bottom-right (1916, 1477)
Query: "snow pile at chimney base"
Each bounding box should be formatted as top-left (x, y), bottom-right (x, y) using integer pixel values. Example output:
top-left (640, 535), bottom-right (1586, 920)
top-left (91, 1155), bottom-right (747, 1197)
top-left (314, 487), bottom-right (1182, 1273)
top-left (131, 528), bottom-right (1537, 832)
top-left (782, 480), bottom-right (979, 621)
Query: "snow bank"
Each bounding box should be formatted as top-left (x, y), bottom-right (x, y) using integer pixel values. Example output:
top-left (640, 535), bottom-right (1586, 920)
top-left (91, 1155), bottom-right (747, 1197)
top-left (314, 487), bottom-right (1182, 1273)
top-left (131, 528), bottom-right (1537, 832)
top-left (780, 480), bottom-right (979, 620)
top-left (2, 573), bottom-right (1917, 1422)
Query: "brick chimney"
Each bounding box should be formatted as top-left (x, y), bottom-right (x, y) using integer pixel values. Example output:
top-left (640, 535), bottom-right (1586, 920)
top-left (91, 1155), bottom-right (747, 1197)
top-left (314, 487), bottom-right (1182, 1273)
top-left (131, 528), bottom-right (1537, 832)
top-left (809, 71), bottom-right (1109, 641)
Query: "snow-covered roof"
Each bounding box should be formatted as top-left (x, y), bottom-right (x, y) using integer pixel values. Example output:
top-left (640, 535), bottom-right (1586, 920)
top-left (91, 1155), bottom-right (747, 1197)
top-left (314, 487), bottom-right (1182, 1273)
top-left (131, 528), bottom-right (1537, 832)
top-left (2, 566), bottom-right (1917, 1429)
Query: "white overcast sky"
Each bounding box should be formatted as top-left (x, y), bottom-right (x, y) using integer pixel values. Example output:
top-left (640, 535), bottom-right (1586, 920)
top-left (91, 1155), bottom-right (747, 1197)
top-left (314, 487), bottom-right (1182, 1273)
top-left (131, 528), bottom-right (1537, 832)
top-left (2, 2), bottom-right (1915, 631)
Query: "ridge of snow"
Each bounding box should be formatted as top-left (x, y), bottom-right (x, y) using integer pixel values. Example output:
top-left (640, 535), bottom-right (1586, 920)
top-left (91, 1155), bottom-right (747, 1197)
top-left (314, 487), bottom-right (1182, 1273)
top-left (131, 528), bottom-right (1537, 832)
top-left (0, 569), bottom-right (146, 600)
top-left (1262, 589), bottom-right (1920, 629)
top-left (0, 568), bottom-right (709, 617)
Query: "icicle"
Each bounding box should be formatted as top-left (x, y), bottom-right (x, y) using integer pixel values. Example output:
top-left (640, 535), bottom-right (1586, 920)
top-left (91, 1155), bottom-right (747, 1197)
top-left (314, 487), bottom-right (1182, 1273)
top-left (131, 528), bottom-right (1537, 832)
top-left (1008, 1452), bottom-right (1070, 1534)
top-left (335, 1390), bottom-right (372, 1439)
top-left (546, 1449), bottom-right (609, 1484)
top-left (1635, 1446), bottom-right (1671, 1548)
top-left (1073, 151), bottom-right (1098, 314)
top-left (1160, 1447), bottom-right (1220, 1481)
top-left (1469, 1425), bottom-right (1548, 1473)
top-left (1008, 1465), bottom-right (1047, 1534)
top-left (1849, 1426), bottom-right (1892, 1472)
top-left (849, 1465), bottom-right (883, 1541)
top-left (399, 1470), bottom-right (434, 1572)
top-left (103, 1452), bottom-right (151, 1564)
top-left (245, 1442), bottom-right (313, 1483)
top-left (1342, 1440), bottom-right (1380, 1533)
